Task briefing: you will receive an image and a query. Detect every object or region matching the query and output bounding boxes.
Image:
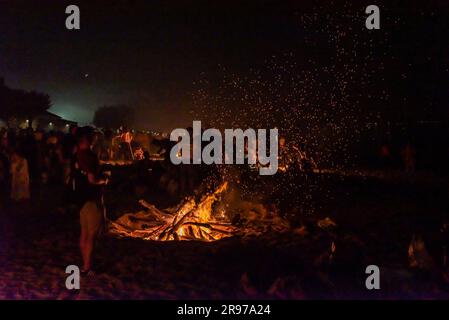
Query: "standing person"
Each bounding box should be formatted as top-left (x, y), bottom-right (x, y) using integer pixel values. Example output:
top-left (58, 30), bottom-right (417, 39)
top-left (0, 148), bottom-right (10, 205)
top-left (401, 142), bottom-right (416, 174)
top-left (296, 142), bottom-right (317, 173)
top-left (10, 149), bottom-right (30, 202)
top-left (60, 125), bottom-right (78, 214)
top-left (103, 129), bottom-right (113, 160)
top-left (120, 127), bottom-right (134, 160)
top-left (278, 137), bottom-right (295, 172)
top-left (62, 125), bottom-right (78, 184)
top-left (379, 142), bottom-right (391, 169)
top-left (73, 127), bottom-right (108, 275)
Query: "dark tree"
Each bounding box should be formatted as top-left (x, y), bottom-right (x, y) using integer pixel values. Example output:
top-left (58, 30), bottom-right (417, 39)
top-left (93, 105), bottom-right (135, 129)
top-left (21, 91), bottom-right (52, 127)
top-left (0, 80), bottom-right (51, 127)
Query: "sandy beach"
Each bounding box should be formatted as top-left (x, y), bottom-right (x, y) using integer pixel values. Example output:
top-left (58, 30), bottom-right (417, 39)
top-left (1, 171), bottom-right (449, 300)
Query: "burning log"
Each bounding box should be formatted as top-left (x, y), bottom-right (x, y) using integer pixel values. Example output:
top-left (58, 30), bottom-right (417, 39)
top-left (108, 182), bottom-right (238, 241)
top-left (108, 181), bottom-right (289, 241)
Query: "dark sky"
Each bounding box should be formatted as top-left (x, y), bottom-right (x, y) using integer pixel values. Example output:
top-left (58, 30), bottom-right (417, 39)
top-left (1, 0), bottom-right (448, 131)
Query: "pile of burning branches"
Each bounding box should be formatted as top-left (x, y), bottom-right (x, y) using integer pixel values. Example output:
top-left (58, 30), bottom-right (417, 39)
top-left (108, 182), bottom-right (289, 242)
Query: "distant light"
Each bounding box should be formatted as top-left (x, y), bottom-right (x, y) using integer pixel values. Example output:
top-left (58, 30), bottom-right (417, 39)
top-left (66, 124), bottom-right (70, 127)
top-left (25, 119), bottom-right (29, 123)
top-left (49, 122), bottom-right (53, 126)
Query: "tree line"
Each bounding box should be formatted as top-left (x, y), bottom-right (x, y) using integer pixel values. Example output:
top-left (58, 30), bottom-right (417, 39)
top-left (0, 78), bottom-right (51, 127)
top-left (1, 78), bottom-right (135, 130)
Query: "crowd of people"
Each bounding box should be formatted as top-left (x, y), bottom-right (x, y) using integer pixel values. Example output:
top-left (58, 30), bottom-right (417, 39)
top-left (0, 126), bottom-right (74, 203)
top-left (1, 123), bottom-right (427, 208)
top-left (0, 125), bottom-right (149, 204)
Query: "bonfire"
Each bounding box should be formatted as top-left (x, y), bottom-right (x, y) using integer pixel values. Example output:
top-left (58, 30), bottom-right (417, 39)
top-left (108, 181), bottom-right (289, 241)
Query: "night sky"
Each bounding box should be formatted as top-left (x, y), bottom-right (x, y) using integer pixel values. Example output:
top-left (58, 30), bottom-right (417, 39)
top-left (1, 0), bottom-right (448, 131)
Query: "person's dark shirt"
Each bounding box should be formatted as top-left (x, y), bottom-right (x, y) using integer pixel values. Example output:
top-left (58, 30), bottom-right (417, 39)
top-left (62, 134), bottom-right (77, 160)
top-left (75, 149), bottom-right (102, 202)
